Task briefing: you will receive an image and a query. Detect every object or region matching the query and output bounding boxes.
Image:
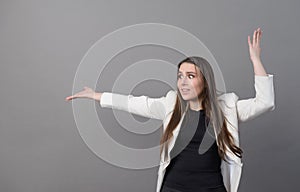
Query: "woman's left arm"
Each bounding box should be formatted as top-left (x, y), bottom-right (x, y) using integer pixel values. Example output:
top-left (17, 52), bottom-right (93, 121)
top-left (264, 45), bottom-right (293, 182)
top-left (236, 28), bottom-right (275, 122)
top-left (249, 28), bottom-right (267, 76)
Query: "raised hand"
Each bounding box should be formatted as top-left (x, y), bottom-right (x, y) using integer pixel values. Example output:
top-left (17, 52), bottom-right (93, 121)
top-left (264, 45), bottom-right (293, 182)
top-left (248, 27), bottom-right (262, 61)
top-left (65, 86), bottom-right (102, 101)
top-left (247, 27), bottom-right (267, 76)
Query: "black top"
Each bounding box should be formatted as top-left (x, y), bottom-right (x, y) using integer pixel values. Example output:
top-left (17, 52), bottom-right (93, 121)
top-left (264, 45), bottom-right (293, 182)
top-left (161, 108), bottom-right (225, 191)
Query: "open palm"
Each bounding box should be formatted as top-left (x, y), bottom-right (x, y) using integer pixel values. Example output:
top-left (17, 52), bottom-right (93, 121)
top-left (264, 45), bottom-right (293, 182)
top-left (248, 27), bottom-right (262, 61)
top-left (65, 86), bottom-right (96, 101)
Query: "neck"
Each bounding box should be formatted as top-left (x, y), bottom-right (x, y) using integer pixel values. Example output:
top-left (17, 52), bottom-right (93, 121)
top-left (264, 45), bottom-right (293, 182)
top-left (189, 99), bottom-right (203, 111)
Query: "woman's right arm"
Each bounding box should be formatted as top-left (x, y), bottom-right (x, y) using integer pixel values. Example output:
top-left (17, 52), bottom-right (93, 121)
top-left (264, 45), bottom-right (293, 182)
top-left (100, 90), bottom-right (175, 120)
top-left (65, 86), bottom-right (102, 101)
top-left (65, 87), bottom-right (176, 120)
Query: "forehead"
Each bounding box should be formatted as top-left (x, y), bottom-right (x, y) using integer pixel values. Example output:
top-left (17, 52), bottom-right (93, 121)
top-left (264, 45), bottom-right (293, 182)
top-left (178, 62), bottom-right (198, 73)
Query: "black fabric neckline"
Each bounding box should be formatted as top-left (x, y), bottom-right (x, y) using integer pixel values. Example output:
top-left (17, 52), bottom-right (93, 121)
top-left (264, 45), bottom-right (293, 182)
top-left (188, 108), bottom-right (204, 112)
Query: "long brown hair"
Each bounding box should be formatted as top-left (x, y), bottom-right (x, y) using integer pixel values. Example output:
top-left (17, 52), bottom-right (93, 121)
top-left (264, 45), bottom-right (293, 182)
top-left (159, 56), bottom-right (243, 162)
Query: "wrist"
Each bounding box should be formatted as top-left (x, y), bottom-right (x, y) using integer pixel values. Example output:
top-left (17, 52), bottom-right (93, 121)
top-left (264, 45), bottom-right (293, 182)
top-left (250, 56), bottom-right (261, 63)
top-left (93, 92), bottom-right (102, 101)
top-left (251, 57), bottom-right (262, 66)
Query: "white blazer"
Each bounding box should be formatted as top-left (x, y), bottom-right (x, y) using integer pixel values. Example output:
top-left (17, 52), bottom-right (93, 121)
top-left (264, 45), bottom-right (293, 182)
top-left (100, 74), bottom-right (275, 192)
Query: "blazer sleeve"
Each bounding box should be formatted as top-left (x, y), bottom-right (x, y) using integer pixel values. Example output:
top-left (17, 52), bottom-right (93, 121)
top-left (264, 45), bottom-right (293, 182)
top-left (99, 90), bottom-right (176, 120)
top-left (235, 74), bottom-right (275, 122)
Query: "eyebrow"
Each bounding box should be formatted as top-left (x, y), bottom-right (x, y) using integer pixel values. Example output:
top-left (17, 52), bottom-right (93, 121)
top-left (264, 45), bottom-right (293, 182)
top-left (178, 71), bottom-right (196, 74)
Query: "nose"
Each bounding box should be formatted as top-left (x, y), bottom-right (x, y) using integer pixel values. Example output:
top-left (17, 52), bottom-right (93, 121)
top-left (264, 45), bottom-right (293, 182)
top-left (179, 75), bottom-right (188, 85)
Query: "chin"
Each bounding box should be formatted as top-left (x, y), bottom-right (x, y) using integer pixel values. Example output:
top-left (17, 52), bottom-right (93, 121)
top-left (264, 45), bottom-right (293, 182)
top-left (181, 95), bottom-right (192, 101)
top-left (180, 94), bottom-right (198, 101)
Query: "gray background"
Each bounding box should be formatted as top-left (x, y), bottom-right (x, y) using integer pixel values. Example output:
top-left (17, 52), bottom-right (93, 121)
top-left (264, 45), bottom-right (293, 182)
top-left (0, 0), bottom-right (299, 191)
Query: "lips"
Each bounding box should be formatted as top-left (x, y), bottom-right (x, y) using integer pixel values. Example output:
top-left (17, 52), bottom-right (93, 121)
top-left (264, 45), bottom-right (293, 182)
top-left (181, 88), bottom-right (190, 92)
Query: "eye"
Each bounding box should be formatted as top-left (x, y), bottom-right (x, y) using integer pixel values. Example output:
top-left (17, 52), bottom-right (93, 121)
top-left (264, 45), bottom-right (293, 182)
top-left (188, 75), bottom-right (194, 79)
top-left (177, 74), bottom-right (195, 79)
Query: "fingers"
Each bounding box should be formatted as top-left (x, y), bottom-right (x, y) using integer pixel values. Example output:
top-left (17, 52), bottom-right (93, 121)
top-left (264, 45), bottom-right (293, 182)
top-left (255, 28), bottom-right (261, 45)
top-left (256, 28), bottom-right (260, 42)
top-left (65, 86), bottom-right (93, 101)
top-left (248, 35), bottom-right (251, 47)
top-left (257, 28), bottom-right (262, 45)
top-left (253, 29), bottom-right (257, 46)
top-left (250, 27), bottom-right (262, 47)
top-left (65, 95), bottom-right (74, 101)
top-left (65, 93), bottom-right (80, 101)
top-left (65, 93), bottom-right (81, 101)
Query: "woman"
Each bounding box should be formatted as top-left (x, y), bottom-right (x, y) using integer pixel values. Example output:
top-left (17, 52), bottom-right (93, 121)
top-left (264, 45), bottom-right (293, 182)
top-left (65, 28), bottom-right (275, 192)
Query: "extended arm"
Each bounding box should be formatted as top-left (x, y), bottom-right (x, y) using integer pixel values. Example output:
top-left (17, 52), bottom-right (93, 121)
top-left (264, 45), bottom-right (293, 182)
top-left (100, 90), bottom-right (175, 120)
top-left (65, 85), bottom-right (175, 120)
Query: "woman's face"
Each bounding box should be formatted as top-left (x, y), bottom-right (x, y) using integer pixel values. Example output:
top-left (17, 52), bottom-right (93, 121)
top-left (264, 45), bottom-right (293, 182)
top-left (177, 62), bottom-right (204, 101)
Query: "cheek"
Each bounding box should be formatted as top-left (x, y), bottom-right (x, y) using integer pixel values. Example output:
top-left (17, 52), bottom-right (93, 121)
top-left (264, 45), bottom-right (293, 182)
top-left (192, 81), bottom-right (203, 94)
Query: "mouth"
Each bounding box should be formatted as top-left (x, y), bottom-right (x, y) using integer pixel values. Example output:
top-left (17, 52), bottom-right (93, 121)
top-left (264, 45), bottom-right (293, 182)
top-left (181, 88), bottom-right (190, 93)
